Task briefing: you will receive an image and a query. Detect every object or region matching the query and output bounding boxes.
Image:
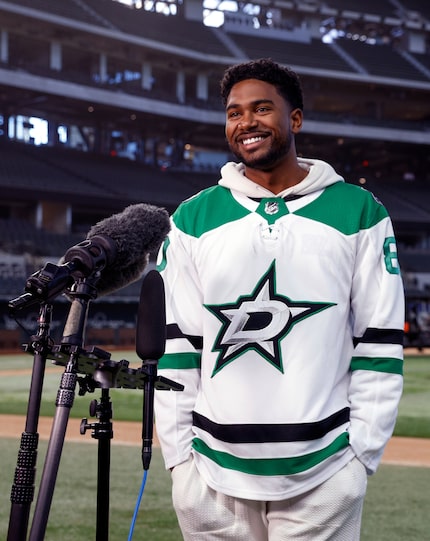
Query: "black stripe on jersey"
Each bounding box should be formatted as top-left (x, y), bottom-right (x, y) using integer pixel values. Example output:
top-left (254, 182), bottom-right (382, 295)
top-left (353, 328), bottom-right (404, 347)
top-left (192, 407), bottom-right (350, 444)
top-left (166, 323), bottom-right (203, 350)
top-left (249, 194), bottom-right (305, 203)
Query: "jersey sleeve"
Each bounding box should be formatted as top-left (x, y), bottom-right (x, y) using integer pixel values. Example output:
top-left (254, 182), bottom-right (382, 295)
top-left (348, 211), bottom-right (404, 474)
top-left (154, 220), bottom-right (203, 470)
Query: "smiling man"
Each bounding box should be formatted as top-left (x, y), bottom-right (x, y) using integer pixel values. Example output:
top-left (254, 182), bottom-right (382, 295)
top-left (154, 58), bottom-right (405, 540)
top-left (224, 73), bottom-right (305, 191)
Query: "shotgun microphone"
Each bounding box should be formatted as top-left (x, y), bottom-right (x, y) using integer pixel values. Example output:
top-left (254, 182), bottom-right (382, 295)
top-left (9, 203), bottom-right (171, 311)
top-left (136, 269), bottom-right (166, 361)
top-left (136, 269), bottom-right (166, 470)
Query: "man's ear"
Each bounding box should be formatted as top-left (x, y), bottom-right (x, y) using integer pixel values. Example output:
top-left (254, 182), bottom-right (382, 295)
top-left (290, 108), bottom-right (303, 133)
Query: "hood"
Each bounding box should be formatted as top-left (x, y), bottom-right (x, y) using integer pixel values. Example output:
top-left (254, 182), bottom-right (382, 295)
top-left (218, 158), bottom-right (344, 198)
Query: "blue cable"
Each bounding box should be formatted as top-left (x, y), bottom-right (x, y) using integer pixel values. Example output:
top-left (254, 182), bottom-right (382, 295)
top-left (127, 469), bottom-right (148, 541)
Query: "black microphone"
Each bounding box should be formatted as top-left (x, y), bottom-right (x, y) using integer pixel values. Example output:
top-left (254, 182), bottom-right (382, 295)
top-left (136, 269), bottom-right (166, 470)
top-left (8, 203), bottom-right (171, 311)
top-left (136, 269), bottom-right (166, 361)
top-left (81, 203), bottom-right (170, 296)
top-left (61, 204), bottom-right (170, 345)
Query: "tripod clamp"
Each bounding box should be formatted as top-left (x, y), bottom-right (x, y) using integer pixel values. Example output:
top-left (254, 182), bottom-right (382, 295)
top-left (80, 396), bottom-right (113, 441)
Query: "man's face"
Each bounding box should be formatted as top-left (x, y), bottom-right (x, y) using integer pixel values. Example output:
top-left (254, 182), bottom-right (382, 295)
top-left (225, 78), bottom-right (300, 171)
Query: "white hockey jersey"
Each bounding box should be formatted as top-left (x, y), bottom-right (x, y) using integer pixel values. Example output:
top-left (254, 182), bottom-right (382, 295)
top-left (154, 158), bottom-right (404, 501)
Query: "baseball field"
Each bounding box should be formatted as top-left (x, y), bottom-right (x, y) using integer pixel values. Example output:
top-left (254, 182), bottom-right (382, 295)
top-left (0, 349), bottom-right (429, 540)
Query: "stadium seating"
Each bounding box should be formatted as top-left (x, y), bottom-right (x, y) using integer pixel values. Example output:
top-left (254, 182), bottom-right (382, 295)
top-left (0, 138), bottom-right (214, 212)
top-left (326, 0), bottom-right (396, 18)
top-left (337, 39), bottom-right (430, 81)
top-left (399, 0), bottom-right (430, 21)
top-left (224, 34), bottom-right (354, 72)
top-left (0, 217), bottom-right (83, 257)
top-left (83, 0), bottom-right (232, 56)
top-left (0, 139), bottom-right (117, 199)
top-left (1, 0), bottom-right (429, 345)
top-left (13, 0), bottom-right (101, 25)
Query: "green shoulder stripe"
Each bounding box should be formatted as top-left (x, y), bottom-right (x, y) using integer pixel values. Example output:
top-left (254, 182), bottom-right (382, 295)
top-left (294, 182), bottom-right (389, 235)
top-left (173, 185), bottom-right (250, 238)
top-left (158, 352), bottom-right (201, 370)
top-left (351, 356), bottom-right (403, 375)
top-left (192, 432), bottom-right (349, 476)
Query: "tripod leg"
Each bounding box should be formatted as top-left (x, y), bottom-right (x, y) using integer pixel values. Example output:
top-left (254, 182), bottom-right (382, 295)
top-left (28, 369), bottom-right (78, 541)
top-left (7, 303), bottom-right (52, 541)
top-left (7, 432), bottom-right (39, 541)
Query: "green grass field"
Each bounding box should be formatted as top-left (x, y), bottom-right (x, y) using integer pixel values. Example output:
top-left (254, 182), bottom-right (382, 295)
top-left (0, 438), bottom-right (181, 541)
top-left (1, 350), bottom-right (429, 540)
top-left (1, 438), bottom-right (429, 541)
top-left (1, 350), bottom-right (429, 437)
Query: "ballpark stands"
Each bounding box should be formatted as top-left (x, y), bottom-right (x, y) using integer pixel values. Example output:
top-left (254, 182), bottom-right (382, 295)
top-left (1, 0), bottom-right (429, 348)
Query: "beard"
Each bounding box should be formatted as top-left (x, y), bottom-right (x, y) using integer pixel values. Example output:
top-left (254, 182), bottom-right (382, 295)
top-left (229, 133), bottom-right (292, 171)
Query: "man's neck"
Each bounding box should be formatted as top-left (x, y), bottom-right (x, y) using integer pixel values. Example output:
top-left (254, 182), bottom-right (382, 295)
top-left (244, 162), bottom-right (309, 194)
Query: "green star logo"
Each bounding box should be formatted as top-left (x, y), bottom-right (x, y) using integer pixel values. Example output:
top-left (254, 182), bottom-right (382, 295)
top-left (205, 262), bottom-right (335, 376)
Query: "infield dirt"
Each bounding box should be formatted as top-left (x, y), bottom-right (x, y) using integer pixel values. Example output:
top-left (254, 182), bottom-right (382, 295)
top-left (2, 348), bottom-right (429, 467)
top-left (1, 414), bottom-right (429, 468)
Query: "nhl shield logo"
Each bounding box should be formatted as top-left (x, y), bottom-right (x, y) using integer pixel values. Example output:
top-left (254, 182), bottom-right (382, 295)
top-left (264, 201), bottom-right (279, 215)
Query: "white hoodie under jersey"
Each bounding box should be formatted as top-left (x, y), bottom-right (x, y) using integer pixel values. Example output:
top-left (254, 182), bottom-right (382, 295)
top-left (154, 158), bottom-right (404, 501)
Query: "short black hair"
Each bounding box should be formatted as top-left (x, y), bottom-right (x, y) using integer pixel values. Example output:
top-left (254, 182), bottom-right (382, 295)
top-left (220, 58), bottom-right (304, 111)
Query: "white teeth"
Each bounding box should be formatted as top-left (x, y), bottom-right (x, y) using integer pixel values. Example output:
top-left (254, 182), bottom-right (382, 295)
top-left (242, 136), bottom-right (264, 145)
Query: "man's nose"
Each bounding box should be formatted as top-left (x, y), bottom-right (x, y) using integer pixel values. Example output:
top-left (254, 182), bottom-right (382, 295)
top-left (239, 112), bottom-right (258, 128)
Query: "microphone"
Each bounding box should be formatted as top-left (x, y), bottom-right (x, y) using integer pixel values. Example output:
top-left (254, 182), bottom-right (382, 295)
top-left (62, 204), bottom-right (170, 345)
top-left (8, 203), bottom-right (171, 311)
top-left (136, 269), bottom-right (166, 470)
top-left (81, 203), bottom-right (170, 296)
top-left (136, 269), bottom-right (166, 361)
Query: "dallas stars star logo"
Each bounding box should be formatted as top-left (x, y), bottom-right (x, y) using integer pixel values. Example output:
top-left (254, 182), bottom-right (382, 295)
top-left (205, 262), bottom-right (335, 376)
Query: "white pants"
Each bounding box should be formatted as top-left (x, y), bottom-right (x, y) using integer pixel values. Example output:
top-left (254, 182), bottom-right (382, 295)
top-left (171, 456), bottom-right (367, 541)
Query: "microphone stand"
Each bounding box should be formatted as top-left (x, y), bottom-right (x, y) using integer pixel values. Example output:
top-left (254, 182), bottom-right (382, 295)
top-left (28, 277), bottom-right (98, 541)
top-left (80, 389), bottom-right (113, 541)
top-left (7, 268), bottom-right (184, 541)
top-left (78, 357), bottom-right (129, 541)
top-left (7, 303), bottom-right (54, 541)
